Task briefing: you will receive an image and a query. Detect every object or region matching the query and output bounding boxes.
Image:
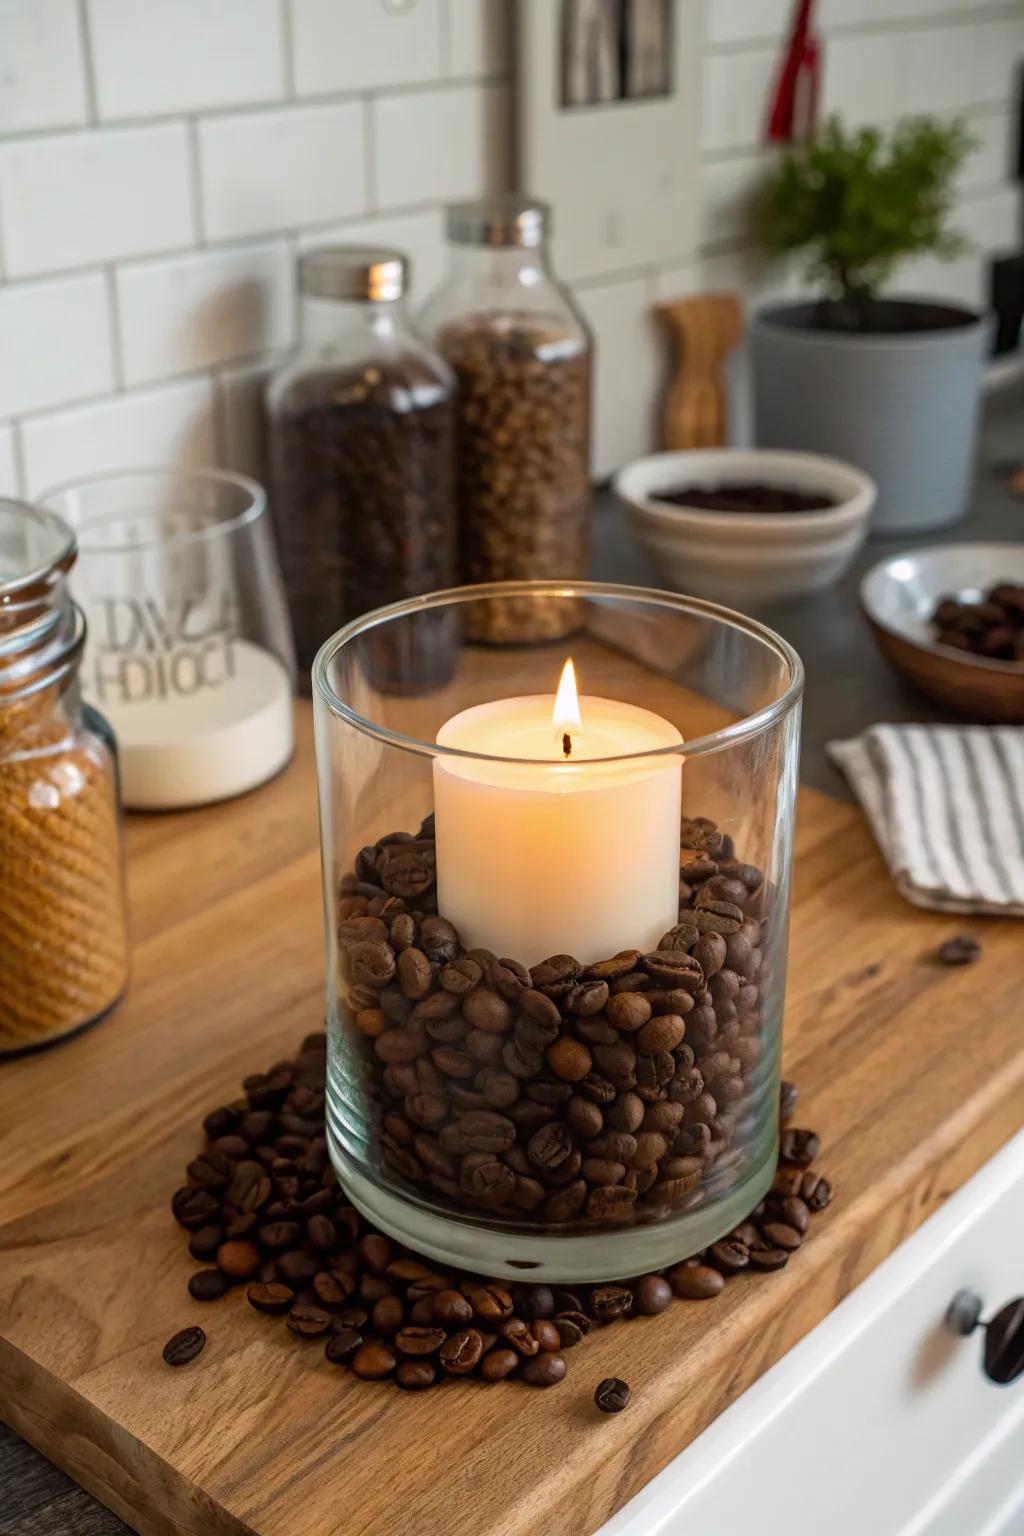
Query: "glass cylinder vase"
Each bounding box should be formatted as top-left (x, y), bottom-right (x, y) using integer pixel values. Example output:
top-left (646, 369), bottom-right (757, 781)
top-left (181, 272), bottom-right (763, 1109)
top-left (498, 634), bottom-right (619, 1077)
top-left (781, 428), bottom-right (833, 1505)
top-left (313, 581), bottom-right (803, 1281)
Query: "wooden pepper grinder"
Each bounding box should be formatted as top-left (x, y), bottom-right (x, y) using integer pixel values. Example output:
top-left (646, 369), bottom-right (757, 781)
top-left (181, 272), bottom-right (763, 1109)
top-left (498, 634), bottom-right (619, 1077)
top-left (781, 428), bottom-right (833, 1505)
top-left (657, 293), bottom-right (742, 450)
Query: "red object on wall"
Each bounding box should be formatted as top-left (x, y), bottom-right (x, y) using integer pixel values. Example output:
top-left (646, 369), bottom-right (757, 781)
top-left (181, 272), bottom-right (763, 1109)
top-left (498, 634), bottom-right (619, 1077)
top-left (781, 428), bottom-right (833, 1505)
top-left (765, 0), bottom-right (821, 143)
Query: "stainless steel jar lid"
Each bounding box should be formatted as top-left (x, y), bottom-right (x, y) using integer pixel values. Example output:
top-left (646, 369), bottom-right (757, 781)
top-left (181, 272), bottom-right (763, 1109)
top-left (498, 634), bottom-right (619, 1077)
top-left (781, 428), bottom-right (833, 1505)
top-left (446, 195), bottom-right (550, 248)
top-left (299, 246), bottom-right (407, 303)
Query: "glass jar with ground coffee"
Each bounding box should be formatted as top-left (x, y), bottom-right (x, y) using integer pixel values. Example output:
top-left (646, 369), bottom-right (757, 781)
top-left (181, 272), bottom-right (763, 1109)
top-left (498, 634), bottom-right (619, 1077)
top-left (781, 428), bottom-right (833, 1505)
top-left (266, 246), bottom-right (457, 690)
top-left (0, 499), bottom-right (129, 1054)
top-left (420, 197), bottom-right (593, 644)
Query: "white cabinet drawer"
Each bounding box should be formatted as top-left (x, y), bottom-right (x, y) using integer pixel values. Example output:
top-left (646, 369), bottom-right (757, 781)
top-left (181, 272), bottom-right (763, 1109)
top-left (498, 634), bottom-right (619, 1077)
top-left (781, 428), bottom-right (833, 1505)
top-left (600, 1130), bottom-right (1024, 1536)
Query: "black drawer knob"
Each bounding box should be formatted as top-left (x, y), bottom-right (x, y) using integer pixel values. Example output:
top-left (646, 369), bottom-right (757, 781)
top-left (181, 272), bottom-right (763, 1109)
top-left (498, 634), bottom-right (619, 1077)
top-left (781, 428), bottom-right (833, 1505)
top-left (946, 1289), bottom-right (1024, 1385)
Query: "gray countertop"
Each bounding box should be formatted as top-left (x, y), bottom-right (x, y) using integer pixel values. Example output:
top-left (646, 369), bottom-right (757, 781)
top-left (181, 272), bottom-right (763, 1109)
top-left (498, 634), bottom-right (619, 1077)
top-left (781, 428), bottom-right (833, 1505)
top-left (1, 382), bottom-right (1021, 1536)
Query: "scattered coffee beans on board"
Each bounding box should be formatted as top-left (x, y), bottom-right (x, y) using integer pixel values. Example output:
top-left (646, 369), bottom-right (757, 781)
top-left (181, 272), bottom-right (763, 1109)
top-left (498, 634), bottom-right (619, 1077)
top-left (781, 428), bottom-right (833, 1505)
top-left (168, 1038), bottom-right (832, 1393)
top-left (937, 934), bottom-right (982, 966)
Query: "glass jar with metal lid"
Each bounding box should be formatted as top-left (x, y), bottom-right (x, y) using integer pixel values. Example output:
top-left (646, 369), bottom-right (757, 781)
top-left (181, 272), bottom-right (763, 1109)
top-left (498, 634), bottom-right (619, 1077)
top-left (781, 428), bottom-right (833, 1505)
top-left (266, 246), bottom-right (457, 690)
top-left (419, 196), bottom-right (593, 644)
top-left (0, 499), bottom-right (128, 1054)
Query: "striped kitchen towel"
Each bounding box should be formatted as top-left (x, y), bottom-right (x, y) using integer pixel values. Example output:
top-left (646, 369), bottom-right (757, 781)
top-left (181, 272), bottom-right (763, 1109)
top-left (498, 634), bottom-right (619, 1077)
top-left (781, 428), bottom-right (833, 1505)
top-left (827, 725), bottom-right (1024, 915)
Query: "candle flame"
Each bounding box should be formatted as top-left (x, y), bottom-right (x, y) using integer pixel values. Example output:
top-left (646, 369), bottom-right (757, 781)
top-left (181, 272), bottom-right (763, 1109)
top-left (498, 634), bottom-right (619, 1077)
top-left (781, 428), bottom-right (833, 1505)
top-left (553, 658), bottom-right (581, 759)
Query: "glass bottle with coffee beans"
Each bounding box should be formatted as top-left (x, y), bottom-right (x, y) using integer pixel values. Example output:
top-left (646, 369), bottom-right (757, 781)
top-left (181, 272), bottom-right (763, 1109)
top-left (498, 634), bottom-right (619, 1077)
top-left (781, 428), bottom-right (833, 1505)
top-left (266, 247), bottom-right (457, 690)
top-left (419, 197), bottom-right (593, 645)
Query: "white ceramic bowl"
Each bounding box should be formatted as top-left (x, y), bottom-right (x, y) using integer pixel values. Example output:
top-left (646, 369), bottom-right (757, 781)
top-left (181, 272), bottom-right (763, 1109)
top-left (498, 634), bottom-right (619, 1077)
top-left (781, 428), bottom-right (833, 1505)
top-left (614, 448), bottom-right (876, 606)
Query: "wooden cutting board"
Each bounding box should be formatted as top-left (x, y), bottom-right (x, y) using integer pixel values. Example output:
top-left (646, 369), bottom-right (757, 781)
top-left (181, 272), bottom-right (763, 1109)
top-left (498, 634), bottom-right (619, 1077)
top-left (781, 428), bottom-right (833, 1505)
top-left (2, 702), bottom-right (1023, 1536)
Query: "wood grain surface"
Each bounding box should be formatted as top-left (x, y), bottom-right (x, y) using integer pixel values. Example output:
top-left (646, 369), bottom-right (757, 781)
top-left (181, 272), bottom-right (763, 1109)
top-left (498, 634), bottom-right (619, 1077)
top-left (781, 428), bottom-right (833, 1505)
top-left (2, 702), bottom-right (1023, 1536)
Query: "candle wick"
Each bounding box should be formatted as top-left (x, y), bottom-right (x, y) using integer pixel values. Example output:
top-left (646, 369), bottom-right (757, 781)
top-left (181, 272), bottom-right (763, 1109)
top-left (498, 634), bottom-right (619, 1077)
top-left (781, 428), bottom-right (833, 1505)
top-left (562, 732), bottom-right (572, 758)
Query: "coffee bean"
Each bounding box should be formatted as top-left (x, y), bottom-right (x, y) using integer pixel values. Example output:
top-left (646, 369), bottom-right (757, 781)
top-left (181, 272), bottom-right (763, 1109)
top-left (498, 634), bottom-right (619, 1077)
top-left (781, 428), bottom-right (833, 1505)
top-left (216, 1240), bottom-right (262, 1281)
top-left (669, 1263), bottom-right (724, 1299)
top-left (286, 1303), bottom-right (332, 1337)
top-left (692, 932), bottom-right (727, 979)
top-left (186, 1267), bottom-right (228, 1302)
top-left (277, 1250), bottom-right (320, 1288)
top-left (522, 1353), bottom-right (567, 1386)
top-left (325, 1326), bottom-right (364, 1362)
top-left (708, 1239), bottom-right (749, 1274)
top-left (373, 1295), bottom-right (406, 1335)
top-left (636, 1014), bottom-right (686, 1053)
top-left (258, 1220), bottom-right (301, 1250)
top-left (395, 1360), bottom-right (437, 1390)
top-left (455, 1109), bottom-right (516, 1152)
top-left (433, 1288), bottom-right (474, 1325)
top-left (565, 1095), bottom-right (604, 1139)
top-left (546, 1036), bottom-right (593, 1082)
top-left (567, 980), bottom-right (610, 1016)
top-left (162, 1326), bottom-right (206, 1366)
top-left (481, 1347), bottom-right (520, 1382)
top-left (171, 1186), bottom-right (220, 1231)
top-left (938, 934), bottom-right (981, 965)
top-left (463, 986), bottom-right (513, 1034)
top-left (502, 1317), bottom-right (540, 1356)
top-left (439, 1328), bottom-right (484, 1374)
top-left (463, 1282), bottom-right (514, 1321)
top-left (553, 1310), bottom-right (590, 1348)
top-left (188, 1225), bottom-right (225, 1261)
top-left (359, 1234), bottom-right (392, 1273)
top-left (352, 1340), bottom-right (397, 1379)
top-left (396, 1326), bottom-right (446, 1356)
top-left (306, 1214), bottom-right (336, 1251)
top-left (643, 951), bottom-right (704, 989)
top-left (605, 992), bottom-right (652, 1032)
top-left (800, 1170), bottom-right (833, 1210)
top-left (589, 1284), bottom-right (634, 1321)
top-left (247, 1282), bottom-right (295, 1313)
top-left (780, 1128), bottom-right (820, 1167)
top-left (634, 1275), bottom-right (672, 1315)
top-left (595, 1377), bottom-right (630, 1412)
top-left (749, 1246), bottom-right (789, 1271)
top-left (779, 1196), bottom-right (809, 1233)
top-left (530, 1318), bottom-right (561, 1352)
top-left (761, 1221), bottom-right (802, 1251)
top-left (527, 1122), bottom-right (575, 1170)
top-left (586, 1185), bottom-right (637, 1221)
top-left (530, 955), bottom-right (581, 995)
top-left (439, 956), bottom-right (483, 995)
top-left (583, 949), bottom-right (643, 981)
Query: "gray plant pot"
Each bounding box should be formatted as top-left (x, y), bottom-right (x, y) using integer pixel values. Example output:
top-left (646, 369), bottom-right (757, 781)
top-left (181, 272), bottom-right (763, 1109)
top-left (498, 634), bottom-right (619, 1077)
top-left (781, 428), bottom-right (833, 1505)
top-left (751, 299), bottom-right (991, 533)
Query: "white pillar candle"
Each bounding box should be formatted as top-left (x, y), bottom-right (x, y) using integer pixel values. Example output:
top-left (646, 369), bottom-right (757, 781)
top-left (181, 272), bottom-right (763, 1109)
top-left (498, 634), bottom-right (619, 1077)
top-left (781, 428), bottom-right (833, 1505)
top-left (433, 661), bottom-right (683, 967)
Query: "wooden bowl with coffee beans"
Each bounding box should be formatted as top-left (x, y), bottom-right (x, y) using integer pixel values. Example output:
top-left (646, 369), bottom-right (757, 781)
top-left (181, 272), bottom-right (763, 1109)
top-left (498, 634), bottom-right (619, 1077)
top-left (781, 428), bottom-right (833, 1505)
top-left (861, 543), bottom-right (1024, 721)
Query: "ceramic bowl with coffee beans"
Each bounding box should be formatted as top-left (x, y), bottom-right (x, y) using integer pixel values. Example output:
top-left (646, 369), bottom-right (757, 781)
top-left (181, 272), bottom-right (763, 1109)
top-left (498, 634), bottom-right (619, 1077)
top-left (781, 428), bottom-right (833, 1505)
top-left (861, 542), bottom-right (1024, 721)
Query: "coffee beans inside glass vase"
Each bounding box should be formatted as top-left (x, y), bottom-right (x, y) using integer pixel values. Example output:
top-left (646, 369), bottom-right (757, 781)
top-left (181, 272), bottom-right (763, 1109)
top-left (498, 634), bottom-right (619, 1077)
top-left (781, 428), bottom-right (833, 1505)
top-left (333, 810), bottom-right (776, 1235)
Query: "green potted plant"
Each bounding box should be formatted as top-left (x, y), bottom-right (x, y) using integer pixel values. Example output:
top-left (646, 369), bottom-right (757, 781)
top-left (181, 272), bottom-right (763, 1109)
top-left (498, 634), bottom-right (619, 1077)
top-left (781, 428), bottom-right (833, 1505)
top-left (751, 116), bottom-right (990, 532)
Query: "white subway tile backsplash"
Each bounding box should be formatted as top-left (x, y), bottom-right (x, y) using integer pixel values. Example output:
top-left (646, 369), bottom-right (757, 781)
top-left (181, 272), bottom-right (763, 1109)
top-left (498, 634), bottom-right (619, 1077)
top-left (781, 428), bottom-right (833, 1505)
top-left (297, 207), bottom-right (449, 302)
top-left (905, 26), bottom-right (972, 117)
top-left (373, 82), bottom-right (508, 209)
top-left (701, 49), bottom-right (776, 153)
top-left (218, 360), bottom-right (272, 482)
top-left (0, 0), bottom-right (88, 134)
top-left (705, 0), bottom-right (790, 48)
top-left (0, 124), bottom-right (194, 278)
top-left (574, 274), bottom-right (662, 480)
top-left (962, 110), bottom-right (1014, 191)
top-left (0, 272), bottom-right (114, 417)
top-left (88, 0), bottom-right (285, 119)
top-left (21, 376), bottom-right (218, 495)
top-left (199, 103), bottom-right (367, 243)
top-left (116, 241), bottom-right (293, 387)
top-left (973, 17), bottom-right (1024, 107)
top-left (964, 185), bottom-right (1022, 251)
top-left (290, 0), bottom-right (441, 96)
top-left (445, 0), bottom-right (511, 77)
top-left (0, 425), bottom-right (20, 495)
top-left (822, 33), bottom-right (905, 126)
top-left (701, 153), bottom-right (769, 247)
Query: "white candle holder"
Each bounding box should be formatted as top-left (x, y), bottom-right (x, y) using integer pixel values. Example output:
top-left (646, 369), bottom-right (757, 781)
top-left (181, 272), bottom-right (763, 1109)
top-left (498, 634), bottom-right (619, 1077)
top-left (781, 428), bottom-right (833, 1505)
top-left (313, 581), bottom-right (803, 1281)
